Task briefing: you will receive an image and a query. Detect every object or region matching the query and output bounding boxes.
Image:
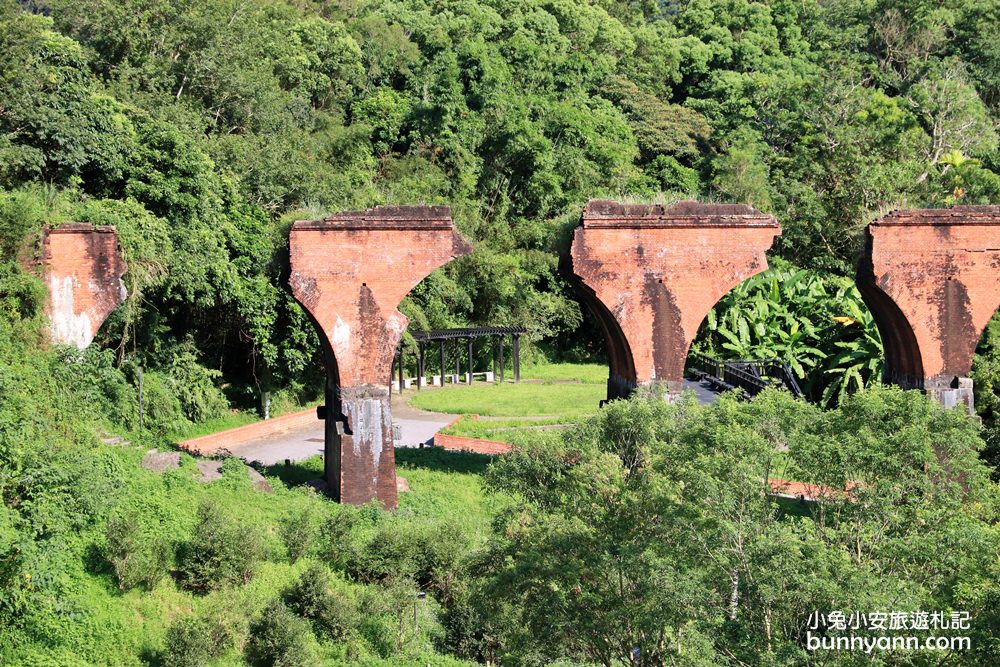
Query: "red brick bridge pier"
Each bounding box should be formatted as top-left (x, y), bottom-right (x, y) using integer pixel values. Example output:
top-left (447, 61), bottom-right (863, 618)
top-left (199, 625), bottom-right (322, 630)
top-left (858, 206), bottom-right (1000, 413)
top-left (288, 206), bottom-right (471, 508)
top-left (566, 200), bottom-right (781, 400)
top-left (42, 224), bottom-right (127, 349)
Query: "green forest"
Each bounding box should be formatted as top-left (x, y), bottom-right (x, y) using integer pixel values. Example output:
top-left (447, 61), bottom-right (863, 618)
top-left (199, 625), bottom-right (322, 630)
top-left (2, 0), bottom-right (1000, 665)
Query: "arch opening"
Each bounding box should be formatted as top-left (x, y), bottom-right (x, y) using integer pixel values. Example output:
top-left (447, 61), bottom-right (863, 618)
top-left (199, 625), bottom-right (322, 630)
top-left (690, 259), bottom-right (885, 406)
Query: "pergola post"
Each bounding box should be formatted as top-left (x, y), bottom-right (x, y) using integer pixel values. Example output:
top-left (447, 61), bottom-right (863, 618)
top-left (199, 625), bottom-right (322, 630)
top-left (513, 334), bottom-right (520, 382)
top-left (467, 338), bottom-right (474, 384)
top-left (417, 342), bottom-right (425, 390)
top-left (439, 339), bottom-right (446, 385)
top-left (397, 346), bottom-right (405, 394)
top-left (498, 336), bottom-right (505, 383)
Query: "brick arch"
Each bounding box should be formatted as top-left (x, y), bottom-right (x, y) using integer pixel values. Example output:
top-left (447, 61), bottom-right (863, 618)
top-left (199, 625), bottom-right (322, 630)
top-left (856, 206), bottom-right (1000, 412)
top-left (567, 200), bottom-right (781, 399)
top-left (566, 269), bottom-right (637, 400)
top-left (856, 235), bottom-right (924, 388)
top-left (43, 224), bottom-right (127, 349)
top-left (288, 206), bottom-right (472, 508)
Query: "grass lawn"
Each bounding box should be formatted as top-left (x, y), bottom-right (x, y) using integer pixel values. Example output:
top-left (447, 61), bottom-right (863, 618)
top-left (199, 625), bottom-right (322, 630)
top-left (410, 381), bottom-right (605, 417)
top-left (519, 362), bottom-right (609, 384)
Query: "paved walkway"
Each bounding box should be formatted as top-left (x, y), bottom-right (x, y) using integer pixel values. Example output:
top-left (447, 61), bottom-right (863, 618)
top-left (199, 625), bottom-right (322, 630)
top-left (223, 396), bottom-right (454, 465)
top-left (217, 379), bottom-right (719, 465)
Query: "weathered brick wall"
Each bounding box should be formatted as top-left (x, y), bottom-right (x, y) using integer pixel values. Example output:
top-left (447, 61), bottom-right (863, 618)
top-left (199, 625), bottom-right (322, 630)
top-left (43, 224), bottom-right (127, 349)
top-left (568, 200), bottom-right (780, 398)
top-left (289, 206), bottom-right (472, 508)
top-left (433, 414), bottom-right (512, 455)
top-left (858, 206), bottom-right (1000, 412)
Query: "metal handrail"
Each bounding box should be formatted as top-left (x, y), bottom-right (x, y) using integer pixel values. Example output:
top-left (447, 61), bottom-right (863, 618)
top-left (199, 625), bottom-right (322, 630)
top-left (687, 352), bottom-right (804, 399)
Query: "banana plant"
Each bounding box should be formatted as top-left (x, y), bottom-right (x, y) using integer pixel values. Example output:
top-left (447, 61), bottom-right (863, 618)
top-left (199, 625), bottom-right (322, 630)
top-left (694, 259), bottom-right (884, 405)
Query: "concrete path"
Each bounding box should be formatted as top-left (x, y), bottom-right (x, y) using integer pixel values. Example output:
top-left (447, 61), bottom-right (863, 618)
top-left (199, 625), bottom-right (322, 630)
top-left (216, 380), bottom-right (718, 465)
top-left (223, 396), bottom-right (454, 465)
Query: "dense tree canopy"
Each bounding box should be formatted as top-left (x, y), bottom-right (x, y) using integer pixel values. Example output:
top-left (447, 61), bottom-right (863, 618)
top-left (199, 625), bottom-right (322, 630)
top-left (2, 2), bottom-right (1000, 664)
top-left (1, 0), bottom-right (998, 407)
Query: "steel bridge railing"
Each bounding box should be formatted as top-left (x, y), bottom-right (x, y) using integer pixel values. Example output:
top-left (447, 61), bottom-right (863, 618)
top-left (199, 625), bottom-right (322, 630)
top-left (686, 352), bottom-right (804, 399)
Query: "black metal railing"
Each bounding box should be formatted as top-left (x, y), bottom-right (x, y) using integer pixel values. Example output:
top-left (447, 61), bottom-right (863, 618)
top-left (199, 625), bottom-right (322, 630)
top-left (687, 352), bottom-right (803, 399)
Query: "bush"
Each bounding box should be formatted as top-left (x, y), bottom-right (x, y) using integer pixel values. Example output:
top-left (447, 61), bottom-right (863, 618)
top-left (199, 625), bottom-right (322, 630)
top-left (319, 505), bottom-right (359, 572)
top-left (281, 507), bottom-right (319, 564)
top-left (162, 607), bottom-right (238, 667)
top-left (136, 369), bottom-right (188, 435)
top-left (164, 339), bottom-right (228, 424)
top-left (178, 499), bottom-right (264, 594)
top-left (103, 514), bottom-right (170, 591)
top-left (162, 616), bottom-right (213, 667)
top-left (347, 521), bottom-right (420, 584)
top-left (245, 600), bottom-right (313, 667)
top-left (282, 563), bottom-right (358, 641)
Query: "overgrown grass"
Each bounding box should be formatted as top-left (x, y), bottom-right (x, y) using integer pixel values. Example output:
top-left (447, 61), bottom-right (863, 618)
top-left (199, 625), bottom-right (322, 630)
top-left (395, 448), bottom-right (503, 541)
top-left (409, 382), bottom-right (604, 417)
top-left (2, 426), bottom-right (496, 665)
top-left (166, 410), bottom-right (259, 440)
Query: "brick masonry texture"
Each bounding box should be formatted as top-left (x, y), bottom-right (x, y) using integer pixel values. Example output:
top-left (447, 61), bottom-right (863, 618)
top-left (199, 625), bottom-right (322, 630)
top-left (434, 415), bottom-right (512, 455)
top-left (43, 224), bottom-right (127, 349)
top-left (858, 206), bottom-right (1000, 411)
top-left (568, 200), bottom-right (780, 399)
top-left (289, 206), bottom-right (472, 508)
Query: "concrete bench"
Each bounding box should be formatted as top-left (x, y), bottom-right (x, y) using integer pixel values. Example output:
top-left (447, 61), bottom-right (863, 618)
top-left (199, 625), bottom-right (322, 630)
top-left (463, 371), bottom-right (495, 383)
top-left (392, 375), bottom-right (442, 393)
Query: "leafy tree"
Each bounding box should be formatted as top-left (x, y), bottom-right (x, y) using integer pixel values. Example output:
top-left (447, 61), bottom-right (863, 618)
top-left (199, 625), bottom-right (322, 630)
top-left (481, 387), bottom-right (998, 665)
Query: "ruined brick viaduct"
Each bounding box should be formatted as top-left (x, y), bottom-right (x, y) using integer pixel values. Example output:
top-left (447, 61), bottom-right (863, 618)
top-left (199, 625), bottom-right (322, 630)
top-left (567, 201), bottom-right (1000, 414)
top-left (42, 224), bottom-right (127, 350)
top-left (42, 203), bottom-right (1000, 508)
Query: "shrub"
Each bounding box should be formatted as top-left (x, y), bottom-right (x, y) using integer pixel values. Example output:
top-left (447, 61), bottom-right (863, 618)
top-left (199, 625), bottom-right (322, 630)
top-left (282, 563), bottom-right (358, 641)
top-left (281, 508), bottom-right (319, 564)
top-left (347, 521), bottom-right (420, 584)
top-left (319, 505), bottom-right (359, 571)
top-left (103, 514), bottom-right (170, 591)
top-left (178, 499), bottom-right (264, 594)
top-left (161, 615), bottom-right (213, 667)
top-left (245, 600), bottom-right (313, 667)
top-left (165, 339), bottom-right (228, 423)
top-left (162, 608), bottom-right (237, 667)
top-left (135, 369), bottom-right (188, 435)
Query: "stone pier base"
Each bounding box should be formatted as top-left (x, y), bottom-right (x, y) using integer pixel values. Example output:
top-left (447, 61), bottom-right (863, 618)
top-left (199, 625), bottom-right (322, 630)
top-left (325, 385), bottom-right (397, 509)
top-left (924, 377), bottom-right (976, 416)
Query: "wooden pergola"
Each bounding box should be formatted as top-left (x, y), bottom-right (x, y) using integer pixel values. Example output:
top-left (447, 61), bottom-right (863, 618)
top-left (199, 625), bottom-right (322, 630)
top-left (393, 326), bottom-right (527, 393)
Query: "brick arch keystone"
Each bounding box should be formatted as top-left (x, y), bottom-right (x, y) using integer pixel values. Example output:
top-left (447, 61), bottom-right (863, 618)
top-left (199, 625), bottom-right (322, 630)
top-left (288, 205), bottom-right (472, 508)
top-left (857, 206), bottom-right (1000, 413)
top-left (567, 200), bottom-right (781, 400)
top-left (43, 224), bottom-right (127, 349)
